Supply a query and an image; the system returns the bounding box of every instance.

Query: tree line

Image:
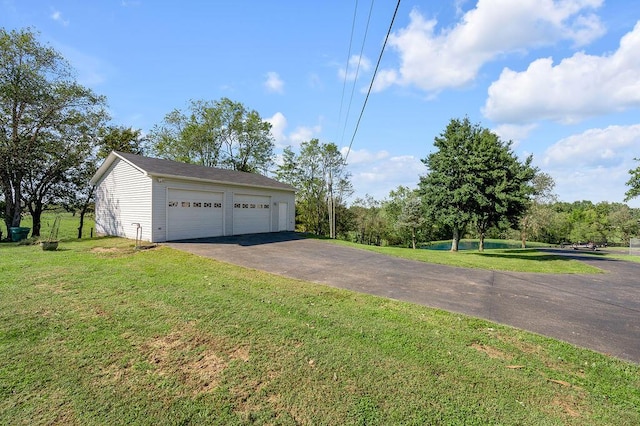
[340,192,640,249]
[3,27,640,247]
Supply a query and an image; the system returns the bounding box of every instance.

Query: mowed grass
[11,212,95,241]
[329,239,603,273]
[1,238,638,425]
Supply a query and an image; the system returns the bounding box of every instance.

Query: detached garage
[90,151,296,242]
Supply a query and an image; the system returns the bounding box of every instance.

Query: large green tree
[149,98,274,173]
[0,28,107,237]
[22,108,106,236]
[467,129,536,251]
[419,117,536,251]
[418,117,477,251]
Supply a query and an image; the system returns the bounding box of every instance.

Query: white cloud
[543,124,640,167]
[341,147,390,165]
[289,125,321,146]
[265,111,322,148]
[492,123,537,145]
[371,69,398,93]
[50,10,69,26]
[344,149,427,201]
[374,1,604,93]
[266,112,287,147]
[338,55,372,82]
[548,164,637,206]
[264,71,284,94]
[484,22,640,123]
[541,124,640,205]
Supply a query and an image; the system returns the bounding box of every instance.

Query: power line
[339,0,376,149]
[336,0,359,137]
[344,0,401,163]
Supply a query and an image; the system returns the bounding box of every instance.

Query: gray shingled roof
[110,151,295,192]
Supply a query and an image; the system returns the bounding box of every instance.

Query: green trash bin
[10,227,31,242]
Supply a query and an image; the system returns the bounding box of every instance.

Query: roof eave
[149,172,296,192]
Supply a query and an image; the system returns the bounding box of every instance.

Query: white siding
[94,159,152,241]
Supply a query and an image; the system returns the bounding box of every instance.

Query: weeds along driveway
[165,233,640,364]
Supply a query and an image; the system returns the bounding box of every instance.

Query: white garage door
[167,189,224,240]
[233,194,271,235]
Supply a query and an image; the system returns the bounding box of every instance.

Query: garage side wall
[94,159,153,241]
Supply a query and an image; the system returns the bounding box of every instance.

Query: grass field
[1,237,638,425]
[6,212,95,241]
[329,239,604,274]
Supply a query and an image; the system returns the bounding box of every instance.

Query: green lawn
[329,239,604,274]
[1,238,638,425]
[6,211,95,241]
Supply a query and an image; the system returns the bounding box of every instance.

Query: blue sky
[3,0,640,207]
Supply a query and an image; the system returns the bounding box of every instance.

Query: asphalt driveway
[165,232,640,364]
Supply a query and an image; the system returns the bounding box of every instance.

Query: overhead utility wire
[339,0,376,149]
[344,0,401,162]
[337,0,359,132]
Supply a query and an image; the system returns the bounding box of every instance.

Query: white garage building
[90,151,296,242]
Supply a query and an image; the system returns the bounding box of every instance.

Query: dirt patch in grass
[141,325,250,395]
[549,392,589,419]
[470,343,511,360]
[90,246,136,257]
[496,333,544,355]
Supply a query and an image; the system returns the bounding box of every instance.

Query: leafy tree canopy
[0,27,107,236]
[419,117,536,251]
[149,98,274,174]
[275,139,352,237]
[97,125,147,160]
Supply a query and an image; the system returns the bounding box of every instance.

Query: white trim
[148,172,295,193]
